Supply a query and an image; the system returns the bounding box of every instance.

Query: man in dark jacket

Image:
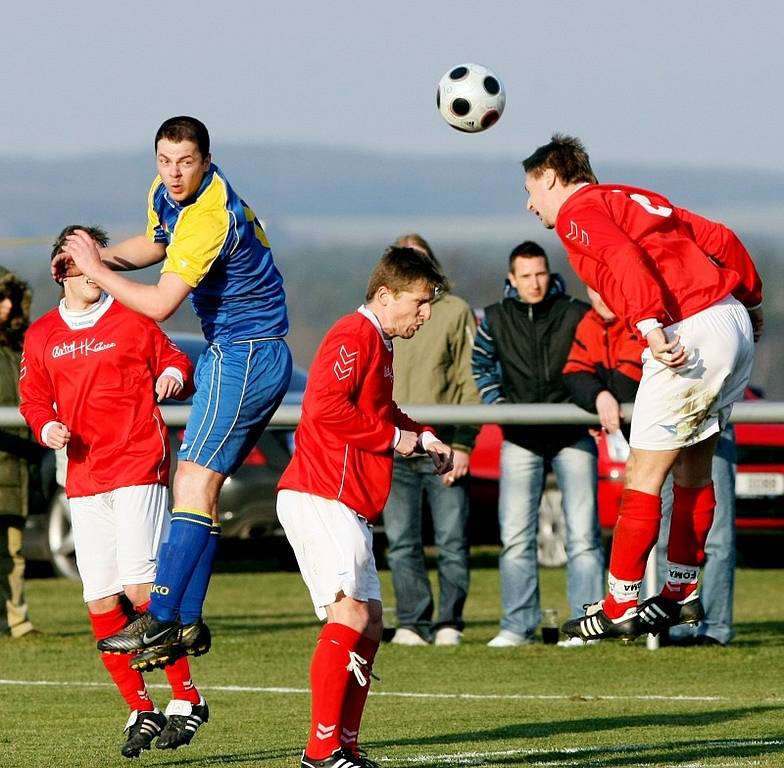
[0,266,37,638]
[472,241,604,646]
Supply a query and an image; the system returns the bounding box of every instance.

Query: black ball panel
[436,89,441,108]
[483,76,500,95]
[451,97,471,116]
[449,66,468,80]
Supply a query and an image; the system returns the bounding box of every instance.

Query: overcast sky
[2,1,782,172]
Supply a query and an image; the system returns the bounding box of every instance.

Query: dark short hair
[522,133,598,185]
[155,116,210,158]
[508,240,549,272]
[366,245,448,302]
[51,225,110,262]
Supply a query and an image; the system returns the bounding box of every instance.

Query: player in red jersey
[19,226,208,757]
[521,135,763,641]
[277,245,453,768]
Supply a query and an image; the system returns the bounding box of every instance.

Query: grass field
[2,551,783,768]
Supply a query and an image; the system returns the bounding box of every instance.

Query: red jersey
[19,297,194,498]
[555,184,763,330]
[278,307,426,522]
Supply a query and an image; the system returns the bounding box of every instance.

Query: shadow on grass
[367,706,784,766]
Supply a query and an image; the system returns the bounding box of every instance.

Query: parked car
[23,332,307,579]
[468,388,784,566]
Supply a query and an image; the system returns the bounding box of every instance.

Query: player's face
[508,255,550,305]
[384,280,434,339]
[63,273,103,310]
[524,170,559,229]
[156,138,211,203]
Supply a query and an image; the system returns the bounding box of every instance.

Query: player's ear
[543,168,557,189]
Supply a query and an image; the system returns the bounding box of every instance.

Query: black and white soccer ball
[436,63,506,133]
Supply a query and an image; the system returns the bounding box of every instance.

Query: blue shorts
[179,338,293,475]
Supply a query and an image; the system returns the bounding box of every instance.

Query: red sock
[663,483,715,600]
[306,622,363,760]
[165,656,201,705]
[89,604,153,712]
[605,489,662,617]
[340,634,379,753]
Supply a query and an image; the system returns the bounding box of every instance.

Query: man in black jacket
[472,241,604,646]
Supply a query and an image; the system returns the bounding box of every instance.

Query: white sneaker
[391,628,429,646]
[557,636,600,648]
[434,627,462,646]
[487,630,529,648]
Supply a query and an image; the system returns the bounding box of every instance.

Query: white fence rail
[3,401,784,429]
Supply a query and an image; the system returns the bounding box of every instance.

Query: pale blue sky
[2,1,783,171]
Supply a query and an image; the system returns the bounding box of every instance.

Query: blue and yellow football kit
[147,164,292,475]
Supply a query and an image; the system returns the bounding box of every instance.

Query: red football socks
[306,622,364,759]
[165,656,201,705]
[89,604,153,712]
[604,489,662,618]
[663,483,715,600]
[340,634,379,752]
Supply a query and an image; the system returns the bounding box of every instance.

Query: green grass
[2,554,783,767]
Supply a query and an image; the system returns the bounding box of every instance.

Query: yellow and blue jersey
[146,164,288,343]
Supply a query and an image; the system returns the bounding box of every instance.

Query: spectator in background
[383,234,480,647]
[472,241,604,647]
[0,266,37,639]
[564,287,738,646]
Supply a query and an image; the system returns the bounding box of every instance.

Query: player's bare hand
[45,422,71,450]
[156,374,183,402]
[748,306,764,343]
[647,328,687,368]
[442,448,469,485]
[61,229,106,282]
[427,442,454,476]
[395,430,419,457]
[596,390,622,433]
[50,251,82,283]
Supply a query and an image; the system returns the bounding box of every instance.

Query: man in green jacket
[382,234,480,646]
[0,266,37,638]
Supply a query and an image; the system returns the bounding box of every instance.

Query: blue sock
[179,524,221,624]
[150,508,213,622]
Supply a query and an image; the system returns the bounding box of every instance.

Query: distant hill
[2,143,784,241]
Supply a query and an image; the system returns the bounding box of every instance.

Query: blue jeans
[383,456,470,638]
[497,437,604,639]
[657,427,736,644]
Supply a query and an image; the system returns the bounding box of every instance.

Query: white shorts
[276,489,381,620]
[630,296,754,451]
[69,484,170,603]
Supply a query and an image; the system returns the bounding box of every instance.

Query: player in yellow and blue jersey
[57,117,292,692]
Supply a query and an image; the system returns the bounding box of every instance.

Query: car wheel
[537,486,567,568]
[47,488,79,581]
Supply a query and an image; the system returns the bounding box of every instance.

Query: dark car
[23,332,306,579]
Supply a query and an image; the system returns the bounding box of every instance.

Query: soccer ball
[436,63,506,133]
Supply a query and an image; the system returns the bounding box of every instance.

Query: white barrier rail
[3,401,784,428]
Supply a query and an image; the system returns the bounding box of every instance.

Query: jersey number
[630,193,672,218]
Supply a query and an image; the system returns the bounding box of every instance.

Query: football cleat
[637,593,705,635]
[301,747,379,768]
[156,697,209,750]
[179,618,212,657]
[121,708,167,758]
[98,612,180,654]
[561,601,643,641]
